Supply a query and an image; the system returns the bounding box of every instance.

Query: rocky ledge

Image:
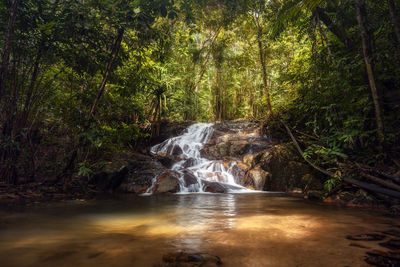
[90,120,323,196]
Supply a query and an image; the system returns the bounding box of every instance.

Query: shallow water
[0,193,398,267]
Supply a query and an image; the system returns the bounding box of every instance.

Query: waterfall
[150,123,249,193]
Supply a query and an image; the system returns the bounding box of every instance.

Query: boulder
[230,161,250,184]
[202,180,243,193]
[242,166,270,190]
[242,151,265,168]
[152,170,181,194]
[91,151,167,194]
[162,251,222,266]
[202,180,227,193]
[259,144,322,192]
[181,170,198,187]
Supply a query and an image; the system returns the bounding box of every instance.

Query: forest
[0,0,400,201]
[2,1,400,266]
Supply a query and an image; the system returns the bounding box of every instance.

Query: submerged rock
[162,251,222,266]
[380,238,400,250]
[365,250,400,267]
[346,234,386,241]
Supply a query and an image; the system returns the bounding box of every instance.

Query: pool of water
[0,193,397,266]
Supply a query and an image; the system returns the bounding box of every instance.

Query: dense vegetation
[0,0,399,196]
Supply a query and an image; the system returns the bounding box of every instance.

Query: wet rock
[182,171,198,187]
[91,151,166,194]
[259,144,321,192]
[346,234,386,241]
[230,161,250,184]
[118,155,167,194]
[152,171,181,194]
[242,166,270,190]
[365,250,400,267]
[383,230,400,238]
[390,205,400,216]
[149,120,192,146]
[305,190,325,200]
[202,181,227,193]
[157,156,176,169]
[169,145,183,157]
[182,158,199,168]
[242,151,265,168]
[202,180,243,193]
[162,251,222,266]
[380,239,400,250]
[327,189,380,207]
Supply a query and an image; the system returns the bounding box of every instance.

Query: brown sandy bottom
[0,193,398,267]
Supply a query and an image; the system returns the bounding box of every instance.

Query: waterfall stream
[150,123,249,193]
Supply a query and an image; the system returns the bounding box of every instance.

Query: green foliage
[78,161,93,178]
[1,0,399,185]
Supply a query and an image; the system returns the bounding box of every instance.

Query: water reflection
[0,194,398,267]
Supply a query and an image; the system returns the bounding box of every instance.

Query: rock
[242,151,265,168]
[242,166,270,190]
[182,171,198,187]
[305,190,325,200]
[230,161,250,184]
[259,144,322,192]
[202,180,243,193]
[182,158,199,168]
[202,181,227,193]
[152,171,181,194]
[346,234,386,241]
[162,251,222,266]
[365,250,400,267]
[149,120,192,146]
[390,205,400,216]
[169,145,183,157]
[157,155,176,169]
[91,151,166,193]
[118,153,167,194]
[380,239,400,250]
[382,230,400,238]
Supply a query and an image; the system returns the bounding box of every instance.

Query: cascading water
[149,122,249,193]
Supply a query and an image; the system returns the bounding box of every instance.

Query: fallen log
[356,162,400,184]
[360,172,400,192]
[281,120,400,199]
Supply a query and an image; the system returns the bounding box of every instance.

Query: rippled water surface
[0,193,398,266]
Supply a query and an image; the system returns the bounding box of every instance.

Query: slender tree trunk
[0,0,21,102]
[21,47,43,128]
[189,28,220,93]
[315,7,353,49]
[388,0,400,43]
[215,67,221,121]
[90,28,124,116]
[355,0,384,142]
[257,29,273,115]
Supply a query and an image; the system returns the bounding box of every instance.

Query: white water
[150,123,249,193]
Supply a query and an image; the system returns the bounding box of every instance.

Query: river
[0,193,398,266]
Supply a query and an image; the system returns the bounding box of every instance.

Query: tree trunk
[315,7,353,49]
[355,0,384,142]
[89,28,125,117]
[20,46,43,128]
[0,0,21,102]
[257,30,273,115]
[388,0,400,43]
[215,67,221,121]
